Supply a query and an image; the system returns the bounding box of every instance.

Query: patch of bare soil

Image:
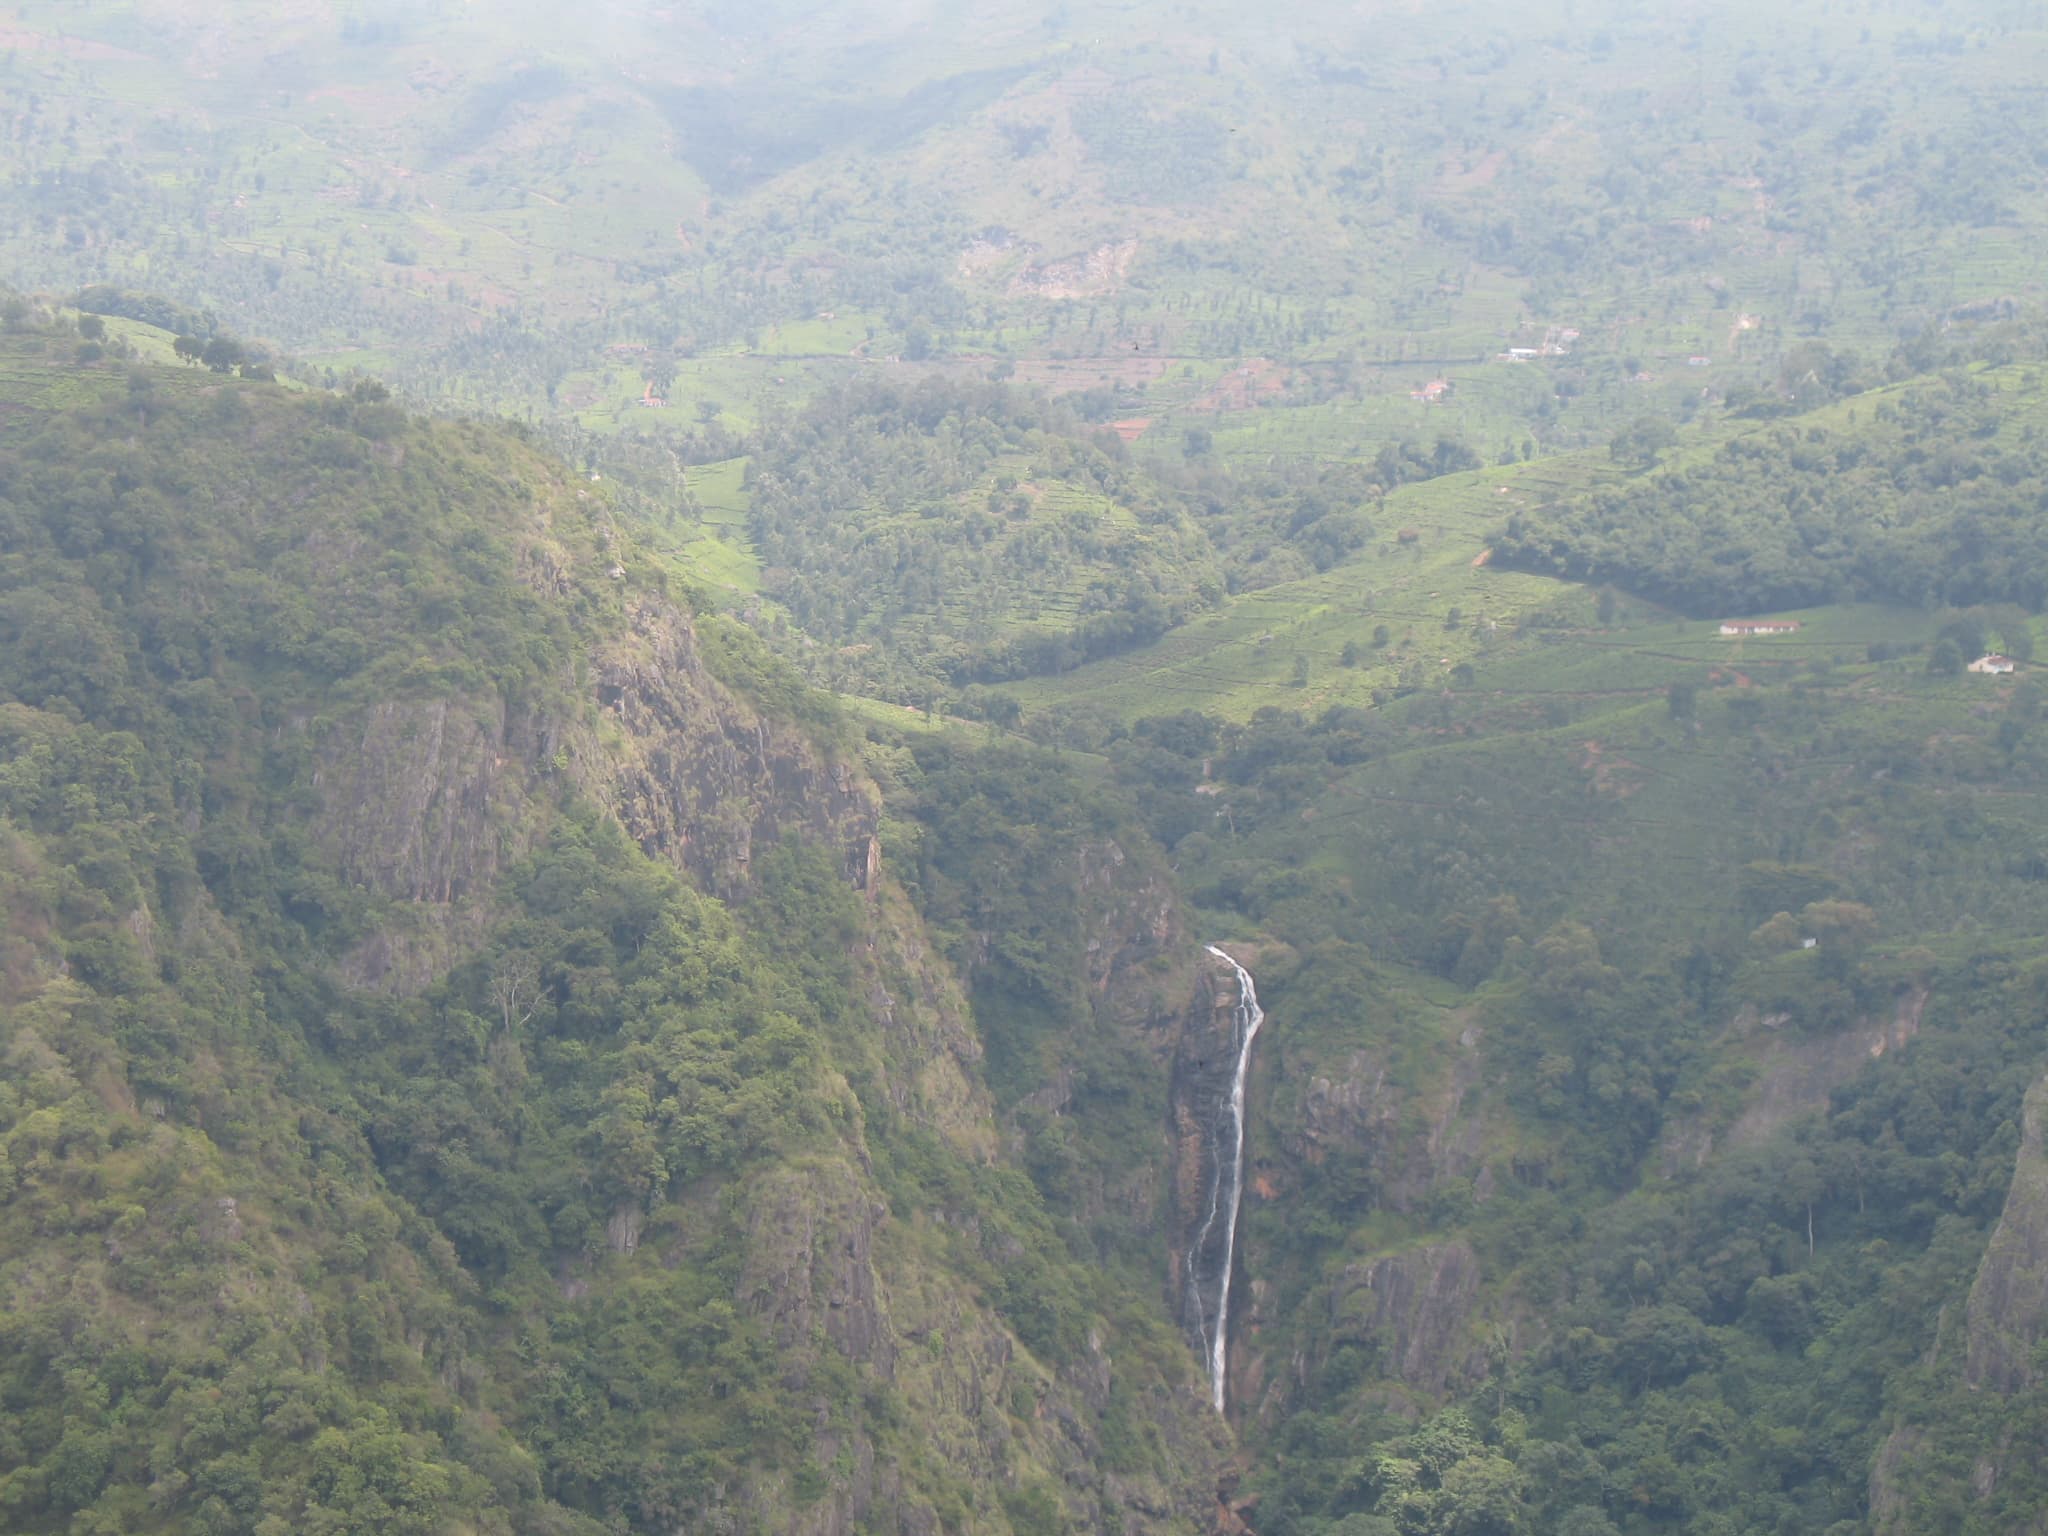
[1007,239,1138,299]
[1189,358,1290,413]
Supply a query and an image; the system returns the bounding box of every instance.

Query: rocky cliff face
[1275,1010,1490,1217]
[586,602,880,901]
[1868,1075,2048,1533]
[1166,952,1259,1357]
[1965,1075,2048,1393]
[295,570,1221,1529]
[1078,836,1183,1008]
[317,594,881,993]
[1228,997,1500,1430]
[1659,986,1931,1175]
[591,630,1237,1523]
[320,689,557,991]
[0,365,1238,1536]
[1328,1242,1487,1393]
[727,1149,1229,1536]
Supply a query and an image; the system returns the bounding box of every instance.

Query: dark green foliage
[0,332,1198,1534]
[1607,416,1676,468]
[1070,97,1235,205]
[73,285,218,340]
[1089,540,2048,1534]
[1496,371,2048,614]
[747,377,1224,699]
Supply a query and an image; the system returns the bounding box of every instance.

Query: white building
[1719,620,1801,636]
[1969,654,2017,675]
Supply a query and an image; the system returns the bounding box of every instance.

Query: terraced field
[676,456,762,594]
[1001,448,1609,719]
[1016,361,2048,724]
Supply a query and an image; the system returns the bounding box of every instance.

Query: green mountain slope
[10,2,2048,1527]
[1495,358,2048,616]
[0,320,1228,1535]
[966,333,2048,1532]
[6,0,2046,461]
[745,379,1225,700]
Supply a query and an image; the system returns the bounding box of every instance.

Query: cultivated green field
[4,0,2044,475]
[1012,361,2048,723]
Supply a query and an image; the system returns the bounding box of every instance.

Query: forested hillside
[0,315,1229,1535]
[8,2,2048,1534]
[744,380,1223,698]
[1494,350,2048,616]
[7,0,2046,482]
[1027,358,2048,1530]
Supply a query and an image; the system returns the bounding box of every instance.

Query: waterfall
[1189,944,1265,1413]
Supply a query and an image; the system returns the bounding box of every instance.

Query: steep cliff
[1658,986,1931,1175]
[1166,954,1256,1350]
[0,342,1227,1535]
[1966,1076,2048,1393]
[584,601,880,901]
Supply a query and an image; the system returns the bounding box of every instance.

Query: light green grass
[836,692,999,741]
[686,458,753,523]
[1004,356,2046,727]
[673,533,761,594]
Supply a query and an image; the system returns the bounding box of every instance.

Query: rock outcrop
[1867,1422,1927,1536]
[321,594,880,992]
[1166,952,1259,1352]
[727,1152,1228,1536]
[1327,1241,1488,1396]
[1008,239,1139,299]
[1279,1016,1489,1216]
[740,1159,896,1376]
[587,601,879,900]
[1965,1075,2048,1392]
[1660,986,1931,1174]
[1865,1076,2048,1532]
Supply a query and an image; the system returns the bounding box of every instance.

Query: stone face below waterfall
[1167,950,1264,1407]
[1327,1241,1488,1396]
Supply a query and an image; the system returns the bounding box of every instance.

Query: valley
[1,2,2048,1534]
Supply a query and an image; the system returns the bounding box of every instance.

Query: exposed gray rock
[321,694,514,906]
[588,601,879,902]
[322,596,882,994]
[1660,986,1930,1174]
[1329,1241,1486,1394]
[1867,1422,1925,1536]
[738,1160,896,1377]
[1965,1075,2048,1393]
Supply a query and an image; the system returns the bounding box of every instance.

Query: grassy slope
[676,456,762,593]
[1014,356,2048,1531]
[1008,361,2048,723]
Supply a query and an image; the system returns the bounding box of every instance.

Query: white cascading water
[1190,944,1265,1413]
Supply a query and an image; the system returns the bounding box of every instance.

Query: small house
[1719,619,1802,636]
[1969,654,2017,675]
